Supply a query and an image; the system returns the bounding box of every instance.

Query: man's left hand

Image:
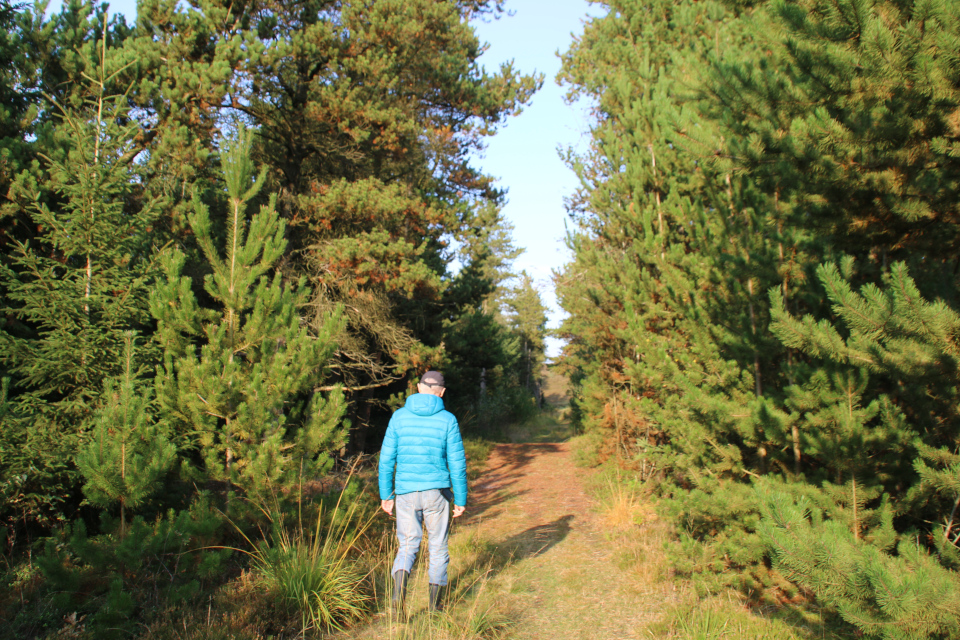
[453,505,465,518]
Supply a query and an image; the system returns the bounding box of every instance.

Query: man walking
[379,370,467,613]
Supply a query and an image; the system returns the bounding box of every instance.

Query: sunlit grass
[648,595,843,640]
[377,567,511,640]
[244,466,378,634]
[333,515,517,640]
[506,411,573,443]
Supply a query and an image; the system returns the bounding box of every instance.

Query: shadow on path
[500,514,574,558]
[447,514,575,603]
[466,443,562,521]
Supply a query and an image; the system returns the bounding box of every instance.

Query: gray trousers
[392,489,452,585]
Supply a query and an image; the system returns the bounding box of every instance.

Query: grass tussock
[250,512,372,632]
[587,465,657,531]
[596,476,650,533]
[243,463,384,635]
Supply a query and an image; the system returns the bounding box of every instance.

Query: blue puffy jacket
[378,393,468,507]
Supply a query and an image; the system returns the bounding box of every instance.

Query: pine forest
[1,0,960,638]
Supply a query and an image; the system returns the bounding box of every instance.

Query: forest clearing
[3,0,960,637]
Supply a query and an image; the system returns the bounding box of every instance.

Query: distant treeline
[558,0,960,635]
[0,0,547,537]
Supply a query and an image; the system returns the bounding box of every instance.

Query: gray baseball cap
[420,371,445,387]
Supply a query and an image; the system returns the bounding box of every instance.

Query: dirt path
[338,369,811,640]
[461,439,668,639]
[342,371,674,639]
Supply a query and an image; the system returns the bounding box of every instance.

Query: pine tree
[0,0,33,225]
[772,259,960,527]
[150,126,346,508]
[707,0,960,287]
[759,487,960,639]
[501,271,547,401]
[559,0,960,625]
[911,443,960,568]
[76,332,175,535]
[556,0,788,475]
[119,0,252,233]
[267,0,540,409]
[442,203,523,392]
[1,0,133,226]
[116,0,539,451]
[0,28,158,526]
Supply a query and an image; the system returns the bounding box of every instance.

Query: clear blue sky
[473,1,601,357]
[48,0,601,357]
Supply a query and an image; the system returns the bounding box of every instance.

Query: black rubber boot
[428,583,443,612]
[392,570,409,612]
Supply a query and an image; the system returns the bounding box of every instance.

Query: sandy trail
[462,441,667,640]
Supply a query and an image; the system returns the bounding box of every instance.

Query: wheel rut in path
[462,441,666,640]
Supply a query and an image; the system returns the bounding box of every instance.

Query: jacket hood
[405,393,445,416]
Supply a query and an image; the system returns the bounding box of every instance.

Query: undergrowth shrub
[659,476,771,597]
[759,486,960,640]
[28,493,229,638]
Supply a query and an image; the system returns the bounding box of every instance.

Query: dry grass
[577,461,850,640]
[648,592,827,640]
[582,468,680,611]
[596,477,652,532]
[329,525,516,640]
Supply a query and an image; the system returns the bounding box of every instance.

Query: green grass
[659,604,803,639]
[504,410,573,443]
[464,438,495,482]
[247,465,380,634]
[647,597,856,640]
